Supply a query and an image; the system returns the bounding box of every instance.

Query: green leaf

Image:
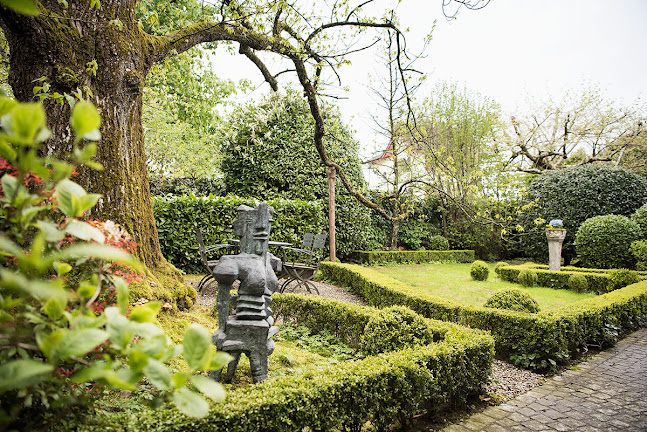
[208,351,234,371]
[10,102,47,143]
[129,301,161,323]
[57,328,109,360]
[43,297,64,320]
[1,175,18,199]
[66,219,105,243]
[143,358,172,391]
[182,324,212,371]
[114,277,129,314]
[52,243,141,270]
[0,97,17,116]
[55,179,87,217]
[36,330,63,361]
[0,270,68,305]
[190,375,226,402]
[52,261,72,276]
[38,221,65,243]
[105,307,134,351]
[131,334,167,359]
[0,138,17,161]
[70,101,101,141]
[0,359,54,394]
[172,388,209,418]
[0,0,40,15]
[77,282,96,299]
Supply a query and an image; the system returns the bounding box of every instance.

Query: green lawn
[372,262,596,311]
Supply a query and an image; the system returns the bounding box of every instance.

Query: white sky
[214,0,647,157]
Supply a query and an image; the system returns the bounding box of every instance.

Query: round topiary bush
[470,260,489,281]
[483,288,540,313]
[631,240,647,271]
[607,268,640,292]
[428,235,450,251]
[575,215,642,269]
[567,273,588,293]
[494,261,508,275]
[360,306,433,356]
[631,204,647,239]
[517,268,538,287]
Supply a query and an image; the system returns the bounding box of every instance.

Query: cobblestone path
[443,328,647,432]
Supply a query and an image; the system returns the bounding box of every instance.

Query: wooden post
[327,166,336,262]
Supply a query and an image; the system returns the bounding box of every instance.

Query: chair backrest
[301,233,315,249]
[195,226,209,267]
[308,233,327,266]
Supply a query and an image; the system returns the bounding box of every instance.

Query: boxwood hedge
[496,263,647,293]
[118,294,493,432]
[320,262,647,371]
[152,194,325,273]
[351,249,474,265]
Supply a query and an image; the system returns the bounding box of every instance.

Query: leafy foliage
[351,250,474,265]
[575,214,642,269]
[360,306,434,356]
[567,273,589,293]
[608,269,641,292]
[0,99,230,427]
[517,269,538,287]
[519,165,647,263]
[428,235,450,251]
[484,288,540,313]
[470,260,489,281]
[631,240,647,271]
[219,90,373,257]
[631,204,647,239]
[149,175,226,197]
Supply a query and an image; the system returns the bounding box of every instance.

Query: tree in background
[364,25,430,249]
[506,84,646,174]
[220,90,373,257]
[519,164,647,264]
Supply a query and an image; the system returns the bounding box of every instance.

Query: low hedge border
[497,263,647,293]
[128,294,494,432]
[351,249,474,265]
[320,262,647,371]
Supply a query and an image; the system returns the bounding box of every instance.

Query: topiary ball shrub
[428,235,450,251]
[484,288,541,314]
[360,306,433,356]
[494,261,508,275]
[631,204,647,239]
[567,273,588,293]
[470,260,489,281]
[607,269,641,292]
[575,215,642,269]
[517,269,538,287]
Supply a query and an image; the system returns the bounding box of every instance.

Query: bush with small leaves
[631,240,647,271]
[631,204,647,239]
[517,269,538,287]
[575,214,642,269]
[428,235,450,251]
[470,260,489,281]
[484,288,541,314]
[494,261,508,275]
[608,269,641,292]
[360,306,433,356]
[567,273,589,293]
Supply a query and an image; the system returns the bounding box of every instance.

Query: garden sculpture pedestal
[210,203,281,383]
[546,228,567,271]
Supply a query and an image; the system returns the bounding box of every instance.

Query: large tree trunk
[1,1,164,268]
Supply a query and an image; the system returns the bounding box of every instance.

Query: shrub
[470,260,489,281]
[351,250,474,265]
[631,240,647,271]
[519,165,647,263]
[360,306,434,355]
[484,288,541,313]
[428,235,450,250]
[631,204,647,239]
[494,261,508,275]
[575,215,642,269]
[517,269,538,287]
[608,269,641,291]
[568,273,589,293]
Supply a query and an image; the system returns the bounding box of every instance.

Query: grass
[372,262,596,311]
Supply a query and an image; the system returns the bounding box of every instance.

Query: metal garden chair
[279,233,327,295]
[195,226,235,293]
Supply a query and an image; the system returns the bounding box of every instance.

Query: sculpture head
[234,203,274,255]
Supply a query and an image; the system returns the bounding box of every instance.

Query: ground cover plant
[371,262,595,310]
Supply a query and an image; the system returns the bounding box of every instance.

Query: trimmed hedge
[152,194,325,273]
[320,262,647,371]
[351,249,474,265]
[125,294,493,432]
[497,263,647,293]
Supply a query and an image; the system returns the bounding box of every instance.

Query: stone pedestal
[546,229,567,271]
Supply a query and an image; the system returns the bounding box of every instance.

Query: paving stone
[440,329,647,432]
